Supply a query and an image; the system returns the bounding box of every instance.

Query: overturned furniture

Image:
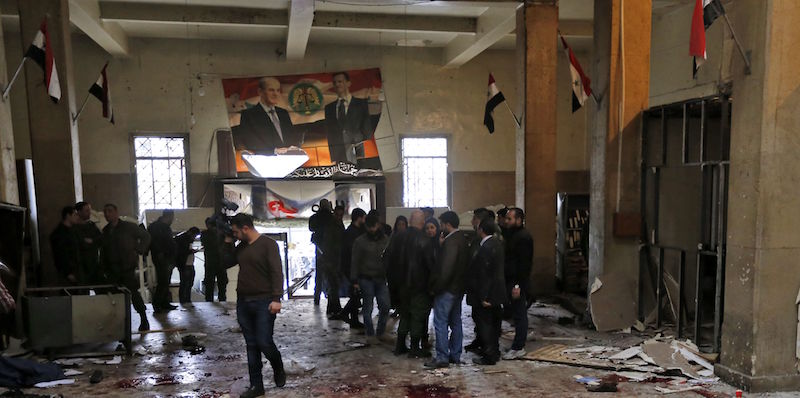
[22,285,132,356]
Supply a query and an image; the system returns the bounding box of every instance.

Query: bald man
[233,77,300,155]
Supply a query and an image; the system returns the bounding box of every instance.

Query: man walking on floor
[101,204,152,331]
[227,213,286,397]
[424,211,469,369]
[350,215,390,340]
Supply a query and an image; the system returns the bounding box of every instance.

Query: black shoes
[472,357,497,366]
[464,342,482,353]
[274,367,286,388]
[240,386,265,398]
[423,360,449,369]
[138,318,150,332]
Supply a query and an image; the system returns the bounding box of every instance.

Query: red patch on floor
[331,383,363,394]
[405,384,458,398]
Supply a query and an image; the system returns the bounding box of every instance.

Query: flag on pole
[560,35,593,112]
[690,0,725,77]
[89,63,114,123]
[483,74,506,134]
[24,19,61,103]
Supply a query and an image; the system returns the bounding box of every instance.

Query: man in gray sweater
[351,215,390,339]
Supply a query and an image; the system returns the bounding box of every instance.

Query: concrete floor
[1,299,793,397]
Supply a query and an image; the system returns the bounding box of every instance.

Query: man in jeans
[350,215,389,339]
[424,211,469,369]
[227,214,286,397]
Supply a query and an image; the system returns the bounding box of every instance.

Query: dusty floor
[0,298,793,397]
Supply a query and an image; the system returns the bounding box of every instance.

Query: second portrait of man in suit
[324,72,373,164]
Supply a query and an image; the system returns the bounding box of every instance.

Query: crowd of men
[48,203,229,332]
[308,202,534,369]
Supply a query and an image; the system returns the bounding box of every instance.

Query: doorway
[639,95,731,353]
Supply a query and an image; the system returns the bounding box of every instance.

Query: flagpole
[72,92,92,123]
[721,13,751,75]
[503,101,521,128]
[1,57,27,101]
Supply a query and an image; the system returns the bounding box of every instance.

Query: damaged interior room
[0,0,798,396]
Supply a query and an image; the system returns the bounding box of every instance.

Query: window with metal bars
[133,135,188,214]
[402,137,448,208]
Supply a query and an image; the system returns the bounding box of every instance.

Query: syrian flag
[24,19,61,103]
[560,35,593,112]
[690,0,725,77]
[483,74,506,134]
[89,63,114,123]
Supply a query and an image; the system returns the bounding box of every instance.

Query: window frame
[400,135,450,208]
[129,132,191,217]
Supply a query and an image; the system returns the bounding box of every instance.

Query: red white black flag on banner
[24,19,61,103]
[483,74,506,134]
[690,0,724,77]
[89,63,114,124]
[560,35,592,112]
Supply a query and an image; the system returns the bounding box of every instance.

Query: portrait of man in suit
[233,77,300,155]
[324,72,373,164]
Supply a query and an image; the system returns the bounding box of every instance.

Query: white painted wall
[649,2,738,106]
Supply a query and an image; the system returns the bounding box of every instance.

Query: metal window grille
[402,137,448,208]
[133,136,188,212]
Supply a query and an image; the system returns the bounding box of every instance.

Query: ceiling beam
[286,0,314,61]
[100,2,477,34]
[100,2,287,27]
[313,12,475,34]
[69,0,129,57]
[443,7,516,67]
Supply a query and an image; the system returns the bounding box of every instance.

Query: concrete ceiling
[0,0,602,66]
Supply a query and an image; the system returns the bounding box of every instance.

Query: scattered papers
[608,346,642,361]
[63,369,84,376]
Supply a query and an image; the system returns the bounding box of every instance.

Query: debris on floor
[181,335,206,355]
[88,356,122,365]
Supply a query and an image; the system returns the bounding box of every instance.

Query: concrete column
[18,0,82,284]
[587,0,651,306]
[716,0,800,392]
[523,1,558,294]
[0,14,19,205]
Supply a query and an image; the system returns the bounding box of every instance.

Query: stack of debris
[526,335,719,394]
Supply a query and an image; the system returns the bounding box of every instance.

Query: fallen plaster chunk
[654,386,702,394]
[562,346,614,354]
[609,346,642,361]
[34,379,75,388]
[613,371,655,382]
[90,355,122,365]
[54,358,84,366]
[642,342,702,379]
[590,277,603,294]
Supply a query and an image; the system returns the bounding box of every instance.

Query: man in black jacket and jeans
[467,218,506,366]
[424,211,469,369]
[501,208,534,360]
[333,208,366,328]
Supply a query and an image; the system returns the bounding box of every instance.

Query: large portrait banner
[222,68,384,178]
